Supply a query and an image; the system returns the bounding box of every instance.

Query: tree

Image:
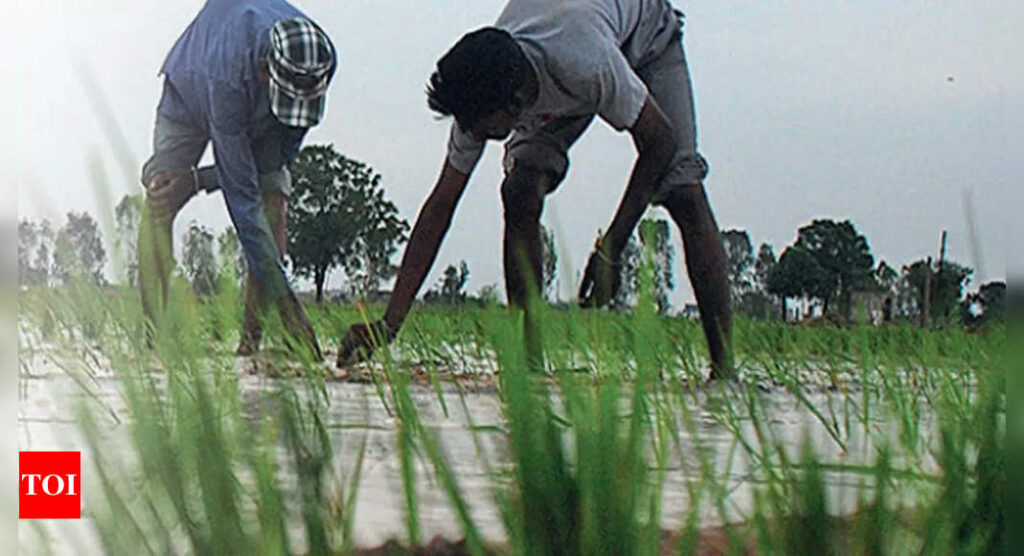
[288,145,410,303]
[18,219,56,287]
[425,260,470,305]
[767,246,831,320]
[721,229,754,303]
[541,225,558,301]
[961,281,1005,327]
[476,283,501,306]
[17,220,34,286]
[217,226,247,290]
[53,212,106,286]
[114,194,144,287]
[753,243,776,292]
[36,221,56,287]
[181,222,218,296]
[608,221,675,312]
[794,219,875,318]
[873,260,898,293]
[639,219,675,315]
[443,260,470,303]
[613,235,642,310]
[735,242,780,319]
[903,258,973,327]
[343,186,411,298]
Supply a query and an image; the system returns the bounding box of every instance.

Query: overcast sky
[10,0,1021,307]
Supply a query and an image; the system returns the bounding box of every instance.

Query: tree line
[722,220,1004,328]
[19,143,680,311]
[18,144,1003,328]
[19,145,410,304]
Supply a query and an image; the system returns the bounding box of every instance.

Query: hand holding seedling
[144,169,198,224]
[337,320,396,367]
[578,243,621,309]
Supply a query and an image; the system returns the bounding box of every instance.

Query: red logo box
[19,452,81,519]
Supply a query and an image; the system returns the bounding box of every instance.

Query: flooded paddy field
[17,287,1004,554]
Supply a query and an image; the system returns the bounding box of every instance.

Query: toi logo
[19,452,81,519]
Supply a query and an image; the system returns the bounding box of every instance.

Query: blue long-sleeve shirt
[159,0,335,190]
[154,0,334,298]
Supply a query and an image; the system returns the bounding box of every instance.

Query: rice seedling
[17,250,1004,554]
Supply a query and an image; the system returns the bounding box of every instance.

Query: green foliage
[287,144,410,302]
[476,283,501,306]
[483,280,666,555]
[18,219,56,287]
[873,260,898,292]
[736,289,779,320]
[215,226,246,290]
[754,242,777,289]
[613,219,674,313]
[794,219,875,318]
[424,260,470,305]
[53,211,107,286]
[728,233,782,320]
[767,245,831,310]
[181,221,218,297]
[722,228,754,302]
[19,276,1004,555]
[903,258,973,326]
[614,234,642,309]
[23,281,363,555]
[114,194,144,287]
[961,281,1005,327]
[639,219,674,315]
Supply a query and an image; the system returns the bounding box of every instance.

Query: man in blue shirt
[139,0,336,359]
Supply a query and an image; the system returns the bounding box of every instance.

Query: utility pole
[923,231,947,328]
[938,230,948,273]
[922,256,932,327]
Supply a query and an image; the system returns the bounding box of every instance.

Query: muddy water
[18,356,929,553]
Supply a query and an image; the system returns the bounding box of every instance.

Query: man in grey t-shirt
[341,0,733,378]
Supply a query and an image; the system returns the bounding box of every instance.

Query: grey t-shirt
[446,0,682,174]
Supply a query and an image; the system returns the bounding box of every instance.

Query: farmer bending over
[341,0,733,377]
[139,0,335,359]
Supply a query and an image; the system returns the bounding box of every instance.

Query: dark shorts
[502,31,708,205]
[141,111,293,197]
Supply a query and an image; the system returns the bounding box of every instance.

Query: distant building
[783,298,823,322]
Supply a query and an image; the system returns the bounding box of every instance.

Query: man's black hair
[426,27,530,129]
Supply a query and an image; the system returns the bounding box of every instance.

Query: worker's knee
[262,191,287,227]
[500,163,554,226]
[660,181,710,215]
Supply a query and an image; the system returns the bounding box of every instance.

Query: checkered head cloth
[268,18,334,127]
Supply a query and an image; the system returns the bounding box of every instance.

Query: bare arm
[337,159,470,365]
[602,95,677,255]
[383,161,470,330]
[579,95,677,306]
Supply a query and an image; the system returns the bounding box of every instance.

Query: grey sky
[11,0,1021,306]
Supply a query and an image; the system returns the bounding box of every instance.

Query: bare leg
[277,289,322,360]
[236,272,264,355]
[501,166,553,372]
[501,166,549,308]
[662,184,734,379]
